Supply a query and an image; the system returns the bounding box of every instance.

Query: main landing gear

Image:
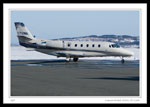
[66,57,79,62]
[73,58,78,62]
[66,57,71,62]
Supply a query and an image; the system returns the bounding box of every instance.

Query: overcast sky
[11,10,139,44]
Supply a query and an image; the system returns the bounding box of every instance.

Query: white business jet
[14,22,134,63]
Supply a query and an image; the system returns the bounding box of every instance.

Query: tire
[73,58,78,62]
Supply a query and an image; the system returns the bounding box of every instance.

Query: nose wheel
[121,57,125,64]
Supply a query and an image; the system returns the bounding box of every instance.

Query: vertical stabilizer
[14,22,36,47]
[14,22,34,39]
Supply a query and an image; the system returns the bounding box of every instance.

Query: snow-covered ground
[11,46,139,60]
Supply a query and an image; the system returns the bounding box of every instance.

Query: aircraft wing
[56,51,86,57]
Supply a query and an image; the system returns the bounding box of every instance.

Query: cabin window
[92,44,95,47]
[86,44,89,47]
[98,44,101,48]
[112,44,115,48]
[81,44,83,47]
[75,44,77,47]
[68,44,71,47]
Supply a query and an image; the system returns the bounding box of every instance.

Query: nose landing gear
[121,57,125,64]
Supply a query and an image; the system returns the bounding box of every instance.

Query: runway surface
[11,59,139,96]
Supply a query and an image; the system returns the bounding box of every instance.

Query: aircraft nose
[129,51,134,56]
[125,50,134,56]
[120,48,134,57]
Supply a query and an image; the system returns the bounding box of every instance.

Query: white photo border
[3,3,147,104]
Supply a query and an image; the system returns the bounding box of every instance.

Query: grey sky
[11,10,139,44]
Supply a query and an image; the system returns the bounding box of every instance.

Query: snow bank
[11,46,139,60]
[11,46,60,60]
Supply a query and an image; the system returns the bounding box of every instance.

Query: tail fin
[14,22,36,47]
[14,22,35,40]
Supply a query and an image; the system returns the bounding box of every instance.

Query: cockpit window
[109,44,120,48]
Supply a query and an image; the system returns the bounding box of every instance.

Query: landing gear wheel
[73,58,78,62]
[66,57,71,62]
[121,58,125,64]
